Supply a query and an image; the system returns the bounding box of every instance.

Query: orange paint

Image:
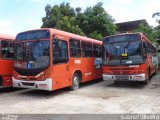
[13,28,102,91]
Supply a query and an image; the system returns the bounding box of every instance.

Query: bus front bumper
[12,77,53,91]
[102,74,146,81]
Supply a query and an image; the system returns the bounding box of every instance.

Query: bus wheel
[70,73,80,90]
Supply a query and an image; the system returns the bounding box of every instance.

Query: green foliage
[42,2,116,40]
[152,12,160,45]
[42,3,84,36]
[134,23,157,45]
[154,25,160,34]
[152,12,160,24]
[76,2,116,40]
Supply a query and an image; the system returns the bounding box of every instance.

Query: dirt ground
[0,73,160,114]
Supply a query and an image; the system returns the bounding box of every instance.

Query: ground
[0,73,160,114]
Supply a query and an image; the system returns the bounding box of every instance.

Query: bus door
[52,37,70,90]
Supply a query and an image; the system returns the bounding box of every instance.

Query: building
[116,19,149,33]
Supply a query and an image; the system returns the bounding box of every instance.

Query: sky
[0,0,159,36]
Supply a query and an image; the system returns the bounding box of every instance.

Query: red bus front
[12,29,52,90]
[102,33,158,84]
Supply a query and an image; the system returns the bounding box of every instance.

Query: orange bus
[0,34,15,87]
[102,33,158,84]
[13,28,102,91]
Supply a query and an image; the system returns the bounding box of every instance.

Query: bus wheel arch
[70,70,82,90]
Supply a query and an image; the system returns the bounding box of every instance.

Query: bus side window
[82,42,92,57]
[69,38,81,57]
[53,39,68,64]
[143,42,147,56]
[93,44,101,57]
[145,42,151,54]
[1,40,14,59]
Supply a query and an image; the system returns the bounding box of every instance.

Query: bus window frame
[93,43,102,57]
[69,38,81,58]
[81,41,93,58]
[141,40,147,58]
[1,40,14,60]
[52,38,69,65]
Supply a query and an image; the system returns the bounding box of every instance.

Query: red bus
[13,28,102,91]
[102,33,158,84]
[0,34,15,87]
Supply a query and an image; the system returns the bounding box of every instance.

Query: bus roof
[17,28,102,44]
[0,34,15,40]
[104,32,141,38]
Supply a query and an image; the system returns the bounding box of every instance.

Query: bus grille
[22,82,35,86]
[15,70,40,76]
[109,68,133,75]
[109,68,133,70]
[14,67,48,76]
[112,71,130,75]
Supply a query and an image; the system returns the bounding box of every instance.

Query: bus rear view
[102,33,158,84]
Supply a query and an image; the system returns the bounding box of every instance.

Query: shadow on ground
[105,74,156,90]
[0,87,25,94]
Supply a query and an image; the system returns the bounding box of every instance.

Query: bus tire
[70,73,80,90]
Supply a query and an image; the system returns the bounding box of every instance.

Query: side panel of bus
[143,37,158,76]
[69,58,102,83]
[0,60,13,86]
[51,36,71,90]
[51,35,102,90]
[0,40,14,87]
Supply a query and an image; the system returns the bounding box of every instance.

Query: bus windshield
[14,40,49,69]
[16,30,50,40]
[103,36,144,66]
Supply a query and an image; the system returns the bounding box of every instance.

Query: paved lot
[0,74,160,114]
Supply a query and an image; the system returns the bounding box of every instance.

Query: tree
[76,2,116,39]
[42,2,85,36]
[134,23,157,45]
[41,2,116,40]
[152,12,160,24]
[152,12,160,45]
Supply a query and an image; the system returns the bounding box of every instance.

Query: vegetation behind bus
[134,23,158,45]
[41,2,116,40]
